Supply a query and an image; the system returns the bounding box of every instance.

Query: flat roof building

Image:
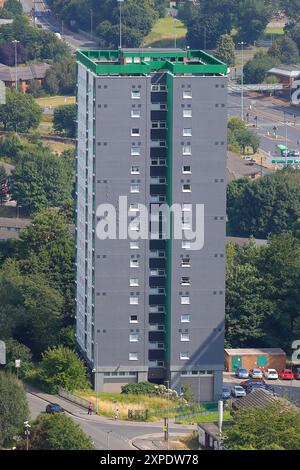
[76,48,227,401]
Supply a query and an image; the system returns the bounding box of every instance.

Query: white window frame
[129,203,140,213]
[180,352,189,360]
[181,333,190,342]
[129,352,138,361]
[182,145,192,156]
[131,166,140,175]
[183,90,192,99]
[131,128,140,137]
[131,90,141,99]
[130,278,139,286]
[130,260,139,268]
[130,184,140,193]
[182,240,191,249]
[183,128,192,137]
[181,296,190,305]
[129,333,139,342]
[181,259,191,268]
[131,146,141,156]
[129,315,138,323]
[181,277,191,286]
[131,109,141,118]
[130,296,139,305]
[182,165,191,174]
[183,109,192,118]
[130,241,139,250]
[182,184,191,193]
[181,314,190,323]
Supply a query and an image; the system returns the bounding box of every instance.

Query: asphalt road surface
[20,0,98,51]
[228,91,300,158]
[27,392,193,450]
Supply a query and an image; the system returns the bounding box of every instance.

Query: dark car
[46,403,64,414]
[245,383,275,394]
[222,386,231,400]
[240,378,265,389]
[292,365,300,380]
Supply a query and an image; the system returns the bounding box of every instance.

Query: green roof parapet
[77,48,227,76]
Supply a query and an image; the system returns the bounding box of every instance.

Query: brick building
[224,348,286,372]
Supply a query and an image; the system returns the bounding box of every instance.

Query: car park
[292,365,300,380]
[235,368,249,379]
[279,369,294,380]
[46,403,64,414]
[249,368,263,379]
[263,369,278,380]
[222,386,231,400]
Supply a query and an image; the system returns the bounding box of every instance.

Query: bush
[19,413,95,450]
[4,339,33,379]
[38,346,89,393]
[121,381,157,395]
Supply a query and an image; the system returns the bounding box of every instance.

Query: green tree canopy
[43,58,76,95]
[224,402,300,450]
[0,371,29,448]
[244,51,279,84]
[21,413,95,450]
[214,34,236,66]
[53,104,77,138]
[0,89,41,132]
[268,36,299,64]
[38,346,89,393]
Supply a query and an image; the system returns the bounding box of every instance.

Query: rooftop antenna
[117,0,124,49]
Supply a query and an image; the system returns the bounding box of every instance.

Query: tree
[0,371,29,448]
[244,51,279,84]
[4,339,33,379]
[38,346,89,393]
[0,89,41,132]
[269,36,299,64]
[43,58,76,95]
[224,402,300,450]
[228,116,260,154]
[53,104,77,138]
[186,13,223,49]
[11,149,73,214]
[0,164,7,204]
[226,169,300,238]
[235,0,273,44]
[0,42,25,66]
[21,414,95,450]
[283,0,300,23]
[214,34,235,66]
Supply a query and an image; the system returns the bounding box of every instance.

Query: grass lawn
[35,96,76,108]
[76,390,198,421]
[144,16,187,48]
[265,26,284,36]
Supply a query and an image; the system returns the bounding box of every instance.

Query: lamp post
[24,421,31,451]
[117,0,124,49]
[238,41,246,120]
[106,430,112,450]
[12,40,20,91]
[92,342,99,414]
[164,380,170,450]
[90,9,93,40]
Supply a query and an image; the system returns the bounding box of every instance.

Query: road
[224,373,300,405]
[27,392,194,450]
[20,0,98,51]
[228,90,300,158]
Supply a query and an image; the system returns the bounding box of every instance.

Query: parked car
[263,369,278,380]
[292,365,300,380]
[222,386,231,400]
[231,385,247,398]
[46,403,64,414]
[279,369,294,380]
[249,368,263,379]
[240,378,265,389]
[235,368,249,379]
[245,383,275,394]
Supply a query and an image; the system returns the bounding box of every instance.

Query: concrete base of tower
[170,366,223,402]
[93,368,149,393]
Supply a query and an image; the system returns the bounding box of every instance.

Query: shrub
[121,381,157,395]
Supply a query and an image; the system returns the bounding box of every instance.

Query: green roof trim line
[77,49,227,76]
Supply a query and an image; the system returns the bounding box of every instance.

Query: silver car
[249,368,263,379]
[231,385,247,398]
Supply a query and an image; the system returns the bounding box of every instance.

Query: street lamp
[90,9,93,40]
[164,380,170,450]
[106,430,112,450]
[117,0,124,49]
[92,342,99,414]
[24,421,31,451]
[12,40,20,91]
[238,41,246,120]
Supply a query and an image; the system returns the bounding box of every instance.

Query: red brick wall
[225,354,286,372]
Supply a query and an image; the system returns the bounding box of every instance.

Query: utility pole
[117,0,124,49]
[238,41,246,120]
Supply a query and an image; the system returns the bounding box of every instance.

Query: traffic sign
[15,359,21,368]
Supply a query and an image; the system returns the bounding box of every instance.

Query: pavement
[25,384,195,451]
